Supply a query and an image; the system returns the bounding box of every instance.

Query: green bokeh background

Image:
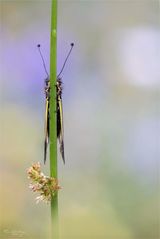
[0,1,159,238]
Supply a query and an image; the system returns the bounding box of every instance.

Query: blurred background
[0,0,159,238]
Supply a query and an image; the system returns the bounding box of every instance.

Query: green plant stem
[50,0,58,238]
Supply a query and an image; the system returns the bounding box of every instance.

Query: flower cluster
[27,162,61,203]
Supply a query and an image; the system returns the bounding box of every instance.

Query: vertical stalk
[50,0,58,238]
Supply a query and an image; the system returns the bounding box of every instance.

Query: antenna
[57,43,74,78]
[37,44,49,78]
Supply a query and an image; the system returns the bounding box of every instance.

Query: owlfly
[37,43,74,164]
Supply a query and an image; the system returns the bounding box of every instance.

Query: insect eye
[45,77,49,82]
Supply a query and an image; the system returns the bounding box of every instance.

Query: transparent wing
[57,95,65,164]
[44,99,49,164]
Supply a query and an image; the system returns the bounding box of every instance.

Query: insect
[37,43,74,164]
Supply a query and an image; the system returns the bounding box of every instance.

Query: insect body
[37,43,74,164]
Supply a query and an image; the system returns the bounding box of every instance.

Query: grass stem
[50,0,58,238]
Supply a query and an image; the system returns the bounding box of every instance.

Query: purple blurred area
[0,1,159,239]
